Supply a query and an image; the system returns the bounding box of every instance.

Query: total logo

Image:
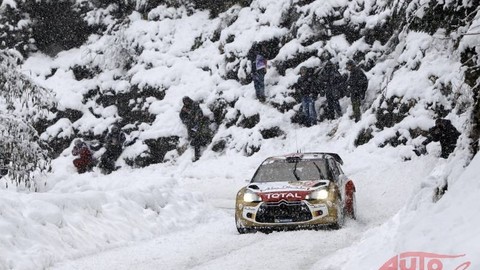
[260,191,307,201]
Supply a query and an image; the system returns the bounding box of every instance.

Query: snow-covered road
[49,140,437,270]
[51,213,362,270]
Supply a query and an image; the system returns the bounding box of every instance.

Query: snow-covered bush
[0,0,92,56]
[191,0,252,18]
[0,5,34,56]
[0,50,55,188]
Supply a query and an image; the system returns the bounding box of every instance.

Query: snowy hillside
[0,0,479,269]
[15,0,479,167]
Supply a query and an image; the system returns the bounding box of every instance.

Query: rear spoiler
[303,152,344,165]
[266,152,344,165]
[323,153,343,165]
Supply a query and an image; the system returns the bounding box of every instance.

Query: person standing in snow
[179,96,212,162]
[72,138,95,174]
[318,60,344,120]
[0,153,10,178]
[421,118,460,159]
[99,124,126,174]
[248,43,267,102]
[346,60,368,122]
[294,66,317,127]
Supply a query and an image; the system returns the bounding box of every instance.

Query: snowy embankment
[0,151,214,270]
[320,152,480,269]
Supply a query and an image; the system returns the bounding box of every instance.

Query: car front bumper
[236,199,340,229]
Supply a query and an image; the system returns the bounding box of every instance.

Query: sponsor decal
[290,181,323,187]
[259,181,328,191]
[379,252,471,270]
[259,191,309,202]
[261,185,301,191]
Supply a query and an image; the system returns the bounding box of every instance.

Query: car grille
[255,201,312,223]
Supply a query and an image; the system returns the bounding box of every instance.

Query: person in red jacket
[72,139,94,173]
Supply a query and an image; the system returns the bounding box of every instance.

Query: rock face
[1,0,478,167]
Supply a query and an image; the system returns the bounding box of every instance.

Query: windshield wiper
[292,161,300,181]
[312,162,324,179]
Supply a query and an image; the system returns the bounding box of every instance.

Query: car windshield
[251,159,330,183]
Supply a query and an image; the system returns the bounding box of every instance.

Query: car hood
[247,180,330,202]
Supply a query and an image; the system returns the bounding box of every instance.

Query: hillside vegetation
[0,0,478,181]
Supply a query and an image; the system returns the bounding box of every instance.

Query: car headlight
[243,190,262,202]
[306,189,329,200]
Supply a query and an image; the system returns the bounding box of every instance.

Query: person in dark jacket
[0,153,10,178]
[180,96,212,161]
[421,118,460,159]
[294,66,317,127]
[99,125,126,174]
[319,60,344,120]
[247,43,267,102]
[346,60,368,122]
[72,138,94,174]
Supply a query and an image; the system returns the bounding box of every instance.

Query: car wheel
[345,192,357,220]
[330,200,345,230]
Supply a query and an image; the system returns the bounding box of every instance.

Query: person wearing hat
[346,60,368,122]
[179,96,212,161]
[72,138,94,174]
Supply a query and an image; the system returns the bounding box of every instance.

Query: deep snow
[0,0,479,269]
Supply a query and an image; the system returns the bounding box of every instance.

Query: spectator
[0,153,10,178]
[72,138,94,174]
[421,118,460,159]
[99,124,126,174]
[248,43,267,102]
[180,96,212,161]
[319,60,344,120]
[294,66,317,127]
[346,60,368,122]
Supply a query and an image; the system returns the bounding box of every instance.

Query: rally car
[235,152,356,233]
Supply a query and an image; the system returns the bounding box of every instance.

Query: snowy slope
[319,152,480,269]
[0,0,478,269]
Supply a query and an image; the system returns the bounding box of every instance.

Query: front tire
[330,200,345,230]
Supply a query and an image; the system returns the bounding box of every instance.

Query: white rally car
[235,152,356,233]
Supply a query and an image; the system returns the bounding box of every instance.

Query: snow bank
[318,151,480,269]
[0,155,213,270]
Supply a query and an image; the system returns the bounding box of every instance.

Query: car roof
[262,152,343,165]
